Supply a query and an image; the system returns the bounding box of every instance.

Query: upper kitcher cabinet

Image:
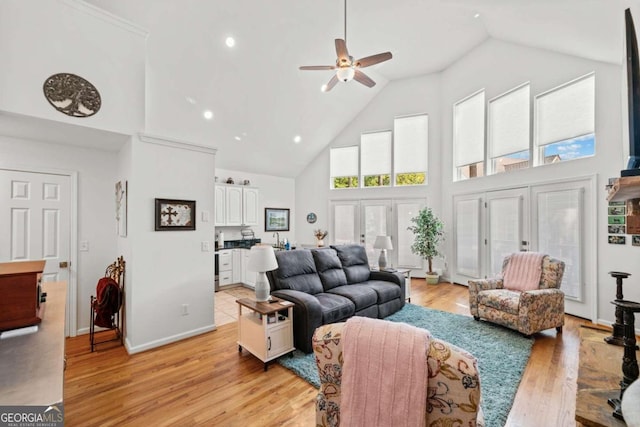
[0,1,147,135]
[215,184,259,227]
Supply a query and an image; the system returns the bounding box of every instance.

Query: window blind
[361,131,392,176]
[454,90,485,167]
[330,146,359,177]
[394,115,428,173]
[536,74,595,147]
[489,84,530,158]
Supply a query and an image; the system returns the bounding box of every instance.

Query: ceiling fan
[299,0,392,91]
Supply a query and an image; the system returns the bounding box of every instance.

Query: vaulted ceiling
[81,0,628,177]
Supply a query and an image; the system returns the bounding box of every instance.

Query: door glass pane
[537,189,581,299]
[334,204,357,244]
[396,202,424,268]
[489,198,521,276]
[456,198,480,277]
[363,204,388,266]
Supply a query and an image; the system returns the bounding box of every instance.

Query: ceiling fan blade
[354,69,376,88]
[324,75,339,92]
[335,39,350,64]
[355,52,392,68]
[299,65,336,71]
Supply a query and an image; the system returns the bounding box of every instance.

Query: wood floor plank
[64,281,596,426]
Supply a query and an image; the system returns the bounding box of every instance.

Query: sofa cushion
[312,249,348,290]
[327,284,378,311]
[331,245,371,284]
[316,293,355,323]
[272,250,324,294]
[360,280,402,303]
[477,289,521,316]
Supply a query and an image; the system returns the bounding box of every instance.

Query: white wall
[440,38,630,325]
[0,134,118,333]
[0,0,146,135]
[125,135,216,353]
[295,73,442,247]
[215,168,295,246]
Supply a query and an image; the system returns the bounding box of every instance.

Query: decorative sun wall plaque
[43,73,101,117]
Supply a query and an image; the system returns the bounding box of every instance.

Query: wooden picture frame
[265,208,290,231]
[155,198,196,231]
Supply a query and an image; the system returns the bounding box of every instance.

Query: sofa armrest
[428,338,483,426]
[468,278,503,317]
[271,289,324,353]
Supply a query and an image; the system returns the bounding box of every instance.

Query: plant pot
[316,239,325,248]
[425,273,439,285]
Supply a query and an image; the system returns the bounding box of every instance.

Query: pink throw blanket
[502,252,546,291]
[340,317,431,427]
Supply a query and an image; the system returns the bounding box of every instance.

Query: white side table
[237,297,294,371]
[395,268,412,302]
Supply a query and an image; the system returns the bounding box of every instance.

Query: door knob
[59,261,68,268]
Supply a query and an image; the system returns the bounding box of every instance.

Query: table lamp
[373,235,393,270]
[247,245,278,302]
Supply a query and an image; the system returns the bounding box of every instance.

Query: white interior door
[485,188,529,277]
[0,169,73,334]
[453,194,482,284]
[394,199,426,271]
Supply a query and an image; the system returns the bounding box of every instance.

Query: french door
[453,178,595,319]
[330,198,426,271]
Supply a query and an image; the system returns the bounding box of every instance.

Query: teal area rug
[277,303,533,427]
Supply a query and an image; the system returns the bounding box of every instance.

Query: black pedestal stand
[605,271,632,347]
[607,300,640,421]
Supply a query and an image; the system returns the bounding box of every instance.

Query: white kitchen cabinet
[215,184,260,226]
[214,185,227,226]
[242,187,259,226]
[241,249,256,288]
[232,249,243,283]
[218,249,233,286]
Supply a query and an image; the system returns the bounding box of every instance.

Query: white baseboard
[125,324,217,354]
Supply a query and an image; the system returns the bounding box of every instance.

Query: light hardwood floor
[65,281,593,426]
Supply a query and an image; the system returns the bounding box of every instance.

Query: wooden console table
[576,326,630,426]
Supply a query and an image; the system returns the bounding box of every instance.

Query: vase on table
[316,239,325,247]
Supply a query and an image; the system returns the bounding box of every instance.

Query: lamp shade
[373,235,393,250]
[247,245,278,272]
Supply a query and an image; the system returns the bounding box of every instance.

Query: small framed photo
[608,225,626,234]
[608,206,626,216]
[264,208,290,231]
[608,216,626,225]
[155,198,196,231]
[609,201,626,206]
[608,235,626,245]
[633,235,640,247]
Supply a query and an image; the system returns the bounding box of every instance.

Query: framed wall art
[155,198,196,231]
[265,208,290,232]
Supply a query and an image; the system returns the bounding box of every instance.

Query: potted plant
[407,207,444,284]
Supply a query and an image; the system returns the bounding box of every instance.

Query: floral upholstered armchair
[468,253,565,336]
[312,322,484,427]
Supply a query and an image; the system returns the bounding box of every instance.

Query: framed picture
[608,235,626,245]
[155,198,196,231]
[608,216,626,225]
[265,208,290,231]
[115,180,127,237]
[608,206,626,216]
[608,225,626,234]
[633,235,640,247]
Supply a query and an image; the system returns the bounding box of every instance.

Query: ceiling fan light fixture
[336,66,355,82]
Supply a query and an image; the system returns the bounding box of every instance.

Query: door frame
[0,164,78,337]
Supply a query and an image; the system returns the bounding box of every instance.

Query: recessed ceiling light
[321,84,328,92]
[234,136,242,141]
[293,135,302,143]
[473,12,480,19]
[225,37,235,48]
[203,110,214,120]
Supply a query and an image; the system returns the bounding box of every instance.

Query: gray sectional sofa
[266,244,405,353]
